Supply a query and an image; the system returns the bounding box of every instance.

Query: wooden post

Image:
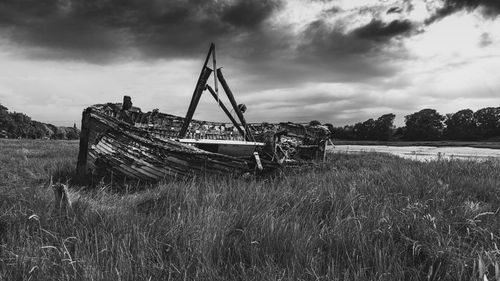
[179,44,215,138]
[212,45,219,105]
[205,84,246,137]
[178,67,213,138]
[322,140,327,162]
[52,183,72,215]
[216,69,253,141]
[253,152,263,171]
[76,108,91,182]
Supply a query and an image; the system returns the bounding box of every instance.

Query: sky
[0,0,499,127]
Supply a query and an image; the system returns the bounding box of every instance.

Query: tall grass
[1,139,500,280]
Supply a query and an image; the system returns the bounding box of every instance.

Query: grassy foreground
[1,139,500,280]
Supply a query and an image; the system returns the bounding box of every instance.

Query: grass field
[1,139,500,280]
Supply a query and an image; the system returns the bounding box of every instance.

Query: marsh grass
[1,139,500,280]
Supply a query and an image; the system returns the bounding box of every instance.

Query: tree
[393,126,405,140]
[350,113,395,140]
[373,113,395,140]
[54,127,67,140]
[9,112,32,138]
[444,109,477,140]
[46,124,59,139]
[404,109,444,141]
[0,104,12,134]
[29,121,47,139]
[353,118,376,140]
[473,107,500,139]
[329,125,356,140]
[0,104,80,139]
[324,123,334,134]
[66,126,80,140]
[309,120,321,126]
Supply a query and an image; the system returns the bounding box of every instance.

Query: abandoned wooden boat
[76,44,331,182]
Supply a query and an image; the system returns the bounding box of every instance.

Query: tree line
[0,104,80,140]
[321,107,500,141]
[3,100,499,142]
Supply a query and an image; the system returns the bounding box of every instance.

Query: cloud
[0,0,417,86]
[387,7,403,14]
[287,17,413,85]
[352,19,414,41]
[0,0,283,62]
[479,32,493,47]
[299,19,410,58]
[221,0,282,28]
[425,0,500,24]
[1,0,498,128]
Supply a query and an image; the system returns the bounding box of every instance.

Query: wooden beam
[253,152,263,171]
[186,44,214,114]
[212,44,219,103]
[216,68,253,141]
[76,107,91,182]
[179,43,215,138]
[205,84,245,137]
[178,66,213,138]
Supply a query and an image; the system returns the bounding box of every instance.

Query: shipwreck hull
[76,44,331,183]
[77,107,259,182]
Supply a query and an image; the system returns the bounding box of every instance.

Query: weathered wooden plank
[103,131,210,171]
[100,137,188,178]
[101,155,152,180]
[93,142,150,180]
[96,138,172,180]
[94,131,229,179]
[95,145,162,181]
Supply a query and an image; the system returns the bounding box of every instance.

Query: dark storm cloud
[221,15,417,94]
[220,0,280,28]
[300,18,415,58]
[352,19,414,41]
[387,7,403,14]
[300,20,373,58]
[426,0,500,24]
[0,0,424,95]
[0,0,416,76]
[0,0,283,62]
[301,20,371,57]
[296,18,413,68]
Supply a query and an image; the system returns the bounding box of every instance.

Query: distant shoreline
[331,140,500,150]
[2,138,500,150]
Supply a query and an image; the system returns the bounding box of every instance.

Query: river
[328,145,500,161]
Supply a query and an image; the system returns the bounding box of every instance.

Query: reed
[1,139,500,280]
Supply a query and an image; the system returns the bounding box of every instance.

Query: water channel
[328,145,500,161]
